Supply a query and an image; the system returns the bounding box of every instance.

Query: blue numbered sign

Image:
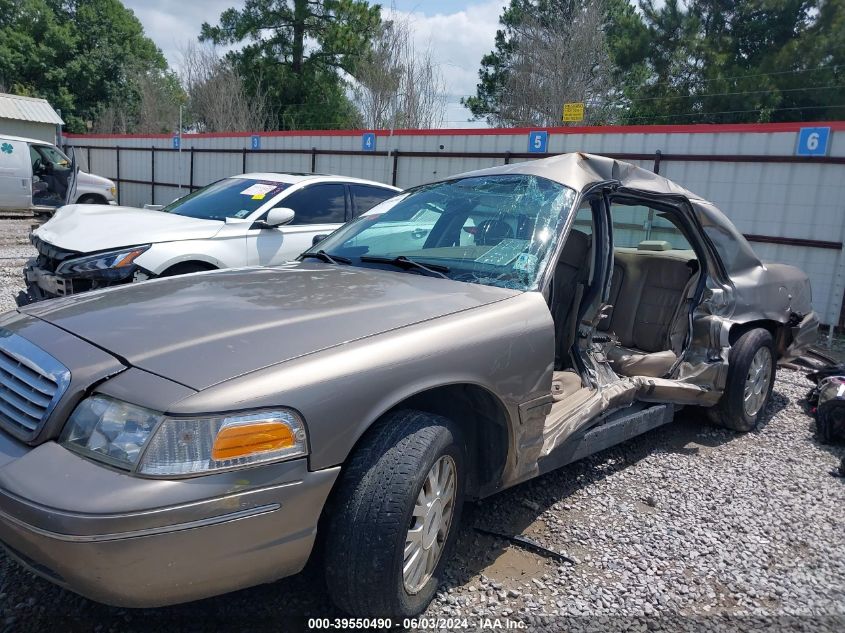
[362,132,376,152]
[251,135,261,150]
[172,135,181,150]
[795,127,830,157]
[528,130,548,153]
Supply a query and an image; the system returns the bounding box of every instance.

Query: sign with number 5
[795,127,830,157]
[528,131,548,153]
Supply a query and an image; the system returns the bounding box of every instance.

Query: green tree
[200,0,382,130]
[614,0,843,124]
[468,0,844,126]
[464,0,635,126]
[769,0,845,122]
[0,0,175,132]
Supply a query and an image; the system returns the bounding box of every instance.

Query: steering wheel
[32,158,43,174]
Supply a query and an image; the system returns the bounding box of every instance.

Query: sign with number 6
[795,127,830,157]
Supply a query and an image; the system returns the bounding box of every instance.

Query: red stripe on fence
[63,120,845,141]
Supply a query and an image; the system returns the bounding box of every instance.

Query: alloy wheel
[743,346,773,417]
[403,455,457,594]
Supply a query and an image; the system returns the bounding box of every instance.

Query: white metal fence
[65,122,845,327]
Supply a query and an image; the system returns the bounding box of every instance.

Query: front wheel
[709,328,776,432]
[159,262,216,277]
[76,194,107,204]
[324,410,465,617]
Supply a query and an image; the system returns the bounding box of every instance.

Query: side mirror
[265,207,295,227]
[312,233,328,246]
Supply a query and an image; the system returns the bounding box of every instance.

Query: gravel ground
[0,218,37,314]
[0,218,842,632]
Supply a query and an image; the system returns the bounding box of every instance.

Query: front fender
[165,292,555,473]
[135,238,244,275]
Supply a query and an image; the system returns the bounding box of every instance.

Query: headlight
[60,395,308,476]
[60,396,162,469]
[56,245,150,279]
[109,185,117,197]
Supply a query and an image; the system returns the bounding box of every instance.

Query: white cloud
[389,1,506,127]
[125,0,237,68]
[125,0,506,128]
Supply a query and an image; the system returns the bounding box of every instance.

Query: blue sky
[123,1,509,127]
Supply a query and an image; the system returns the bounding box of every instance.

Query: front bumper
[0,432,339,607]
[19,259,139,305]
[22,260,71,302]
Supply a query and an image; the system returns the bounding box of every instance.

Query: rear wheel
[709,328,775,432]
[324,410,465,617]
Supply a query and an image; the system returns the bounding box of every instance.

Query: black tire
[76,194,107,204]
[159,262,216,277]
[708,328,776,432]
[324,409,465,618]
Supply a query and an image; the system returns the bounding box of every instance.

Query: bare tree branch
[178,42,269,132]
[350,16,446,129]
[494,0,616,127]
[92,70,182,134]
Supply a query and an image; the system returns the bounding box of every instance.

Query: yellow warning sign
[562,102,585,122]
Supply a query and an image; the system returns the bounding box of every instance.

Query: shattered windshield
[310,174,577,291]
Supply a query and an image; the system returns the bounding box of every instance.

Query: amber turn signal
[212,420,296,461]
[114,249,146,268]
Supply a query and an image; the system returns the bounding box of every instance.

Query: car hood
[77,170,114,188]
[22,263,520,391]
[34,204,224,253]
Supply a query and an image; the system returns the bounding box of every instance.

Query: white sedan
[19,173,400,303]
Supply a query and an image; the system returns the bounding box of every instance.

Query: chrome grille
[0,330,70,439]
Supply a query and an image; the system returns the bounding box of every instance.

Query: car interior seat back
[603,249,697,377]
[551,229,591,369]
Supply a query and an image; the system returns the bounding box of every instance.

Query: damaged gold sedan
[0,153,817,617]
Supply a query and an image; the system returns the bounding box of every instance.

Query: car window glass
[313,174,578,291]
[36,145,70,168]
[283,184,346,225]
[572,202,593,236]
[162,178,289,221]
[351,185,396,216]
[611,203,692,250]
[411,207,441,223]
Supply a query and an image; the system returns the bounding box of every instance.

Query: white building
[0,93,63,144]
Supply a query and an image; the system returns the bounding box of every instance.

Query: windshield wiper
[360,255,450,279]
[301,250,352,265]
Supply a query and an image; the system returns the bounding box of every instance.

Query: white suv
[20,172,399,303]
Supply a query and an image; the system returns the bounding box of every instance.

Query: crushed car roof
[459,152,762,275]
[458,152,698,198]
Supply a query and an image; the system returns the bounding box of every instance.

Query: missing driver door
[568,193,614,384]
